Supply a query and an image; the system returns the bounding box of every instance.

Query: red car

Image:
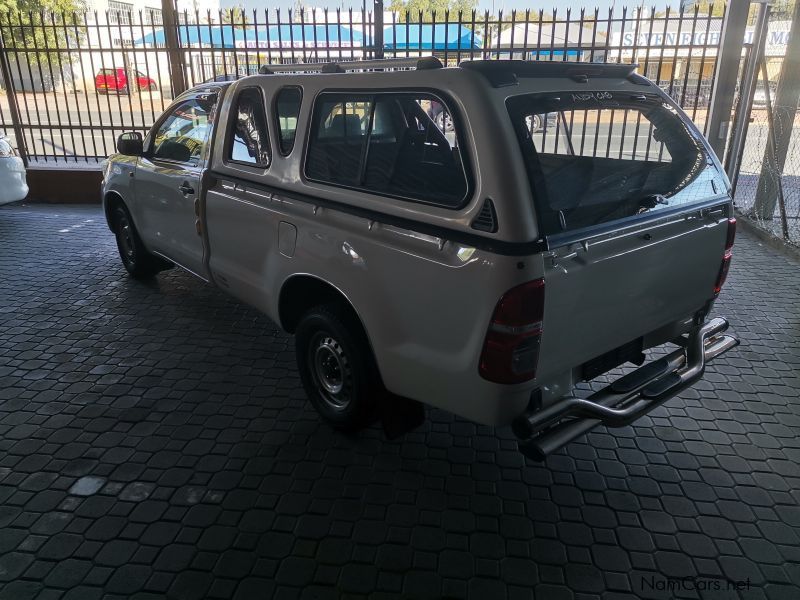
[95,68,157,94]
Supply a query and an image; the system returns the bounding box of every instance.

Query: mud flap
[380,393,425,440]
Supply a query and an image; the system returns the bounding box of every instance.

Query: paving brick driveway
[1,204,799,600]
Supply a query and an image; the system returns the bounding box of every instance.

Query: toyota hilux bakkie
[102,58,739,460]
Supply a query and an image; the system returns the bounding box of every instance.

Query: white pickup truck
[102,58,738,460]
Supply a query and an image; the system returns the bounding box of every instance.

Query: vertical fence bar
[310,8,319,64]
[71,11,99,160]
[694,6,717,133]
[39,10,64,160]
[89,11,112,158]
[131,11,148,132]
[681,7,700,118]
[111,9,128,148]
[21,12,42,157]
[374,0,384,59]
[51,10,77,161]
[265,9,274,65]
[276,9,285,63]
[468,10,476,62]
[332,9,341,63]
[287,9,296,64]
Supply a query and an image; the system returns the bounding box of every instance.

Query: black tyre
[295,304,380,431]
[111,204,162,279]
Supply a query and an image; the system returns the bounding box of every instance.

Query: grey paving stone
[1,203,799,597]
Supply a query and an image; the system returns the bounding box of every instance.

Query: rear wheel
[295,304,380,431]
[112,204,163,279]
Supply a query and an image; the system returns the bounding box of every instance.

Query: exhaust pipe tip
[518,440,547,462]
[512,416,535,440]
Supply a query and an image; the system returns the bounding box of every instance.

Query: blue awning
[383,24,482,50]
[236,24,365,48]
[136,25,236,48]
[136,24,479,51]
[136,24,364,48]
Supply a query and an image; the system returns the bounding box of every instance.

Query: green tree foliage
[769,0,796,19]
[0,0,86,67]
[388,0,478,23]
[221,6,250,29]
[683,1,726,17]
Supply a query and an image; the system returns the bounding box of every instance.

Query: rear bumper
[513,317,738,460]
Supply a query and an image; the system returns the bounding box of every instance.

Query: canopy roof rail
[459,59,645,87]
[258,56,443,75]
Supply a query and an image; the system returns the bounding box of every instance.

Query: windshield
[507,91,727,235]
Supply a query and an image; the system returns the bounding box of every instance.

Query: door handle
[178,182,195,195]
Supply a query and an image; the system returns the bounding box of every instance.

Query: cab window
[151,96,215,165]
[228,87,271,168]
[275,87,302,155]
[305,92,470,208]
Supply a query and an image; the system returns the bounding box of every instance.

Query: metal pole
[724,1,770,185]
[753,0,800,221]
[706,0,751,160]
[374,0,384,59]
[161,0,186,96]
[0,26,29,166]
[757,59,789,239]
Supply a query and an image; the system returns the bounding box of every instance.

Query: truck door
[135,92,217,278]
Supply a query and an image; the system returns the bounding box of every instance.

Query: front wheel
[112,205,164,279]
[295,305,380,431]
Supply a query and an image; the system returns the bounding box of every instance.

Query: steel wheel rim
[310,333,352,410]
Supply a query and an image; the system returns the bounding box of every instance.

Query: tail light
[479,279,545,384]
[713,217,736,297]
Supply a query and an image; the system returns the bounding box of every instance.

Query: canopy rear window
[507,92,726,236]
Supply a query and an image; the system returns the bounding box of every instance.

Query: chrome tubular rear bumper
[514,317,739,461]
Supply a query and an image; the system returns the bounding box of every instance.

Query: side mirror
[117,131,143,156]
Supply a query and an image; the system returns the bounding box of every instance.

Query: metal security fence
[0,4,728,164]
[732,0,800,246]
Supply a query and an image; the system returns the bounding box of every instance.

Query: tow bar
[514,317,739,461]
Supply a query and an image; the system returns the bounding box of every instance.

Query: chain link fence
[731,1,800,248]
[734,82,800,246]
